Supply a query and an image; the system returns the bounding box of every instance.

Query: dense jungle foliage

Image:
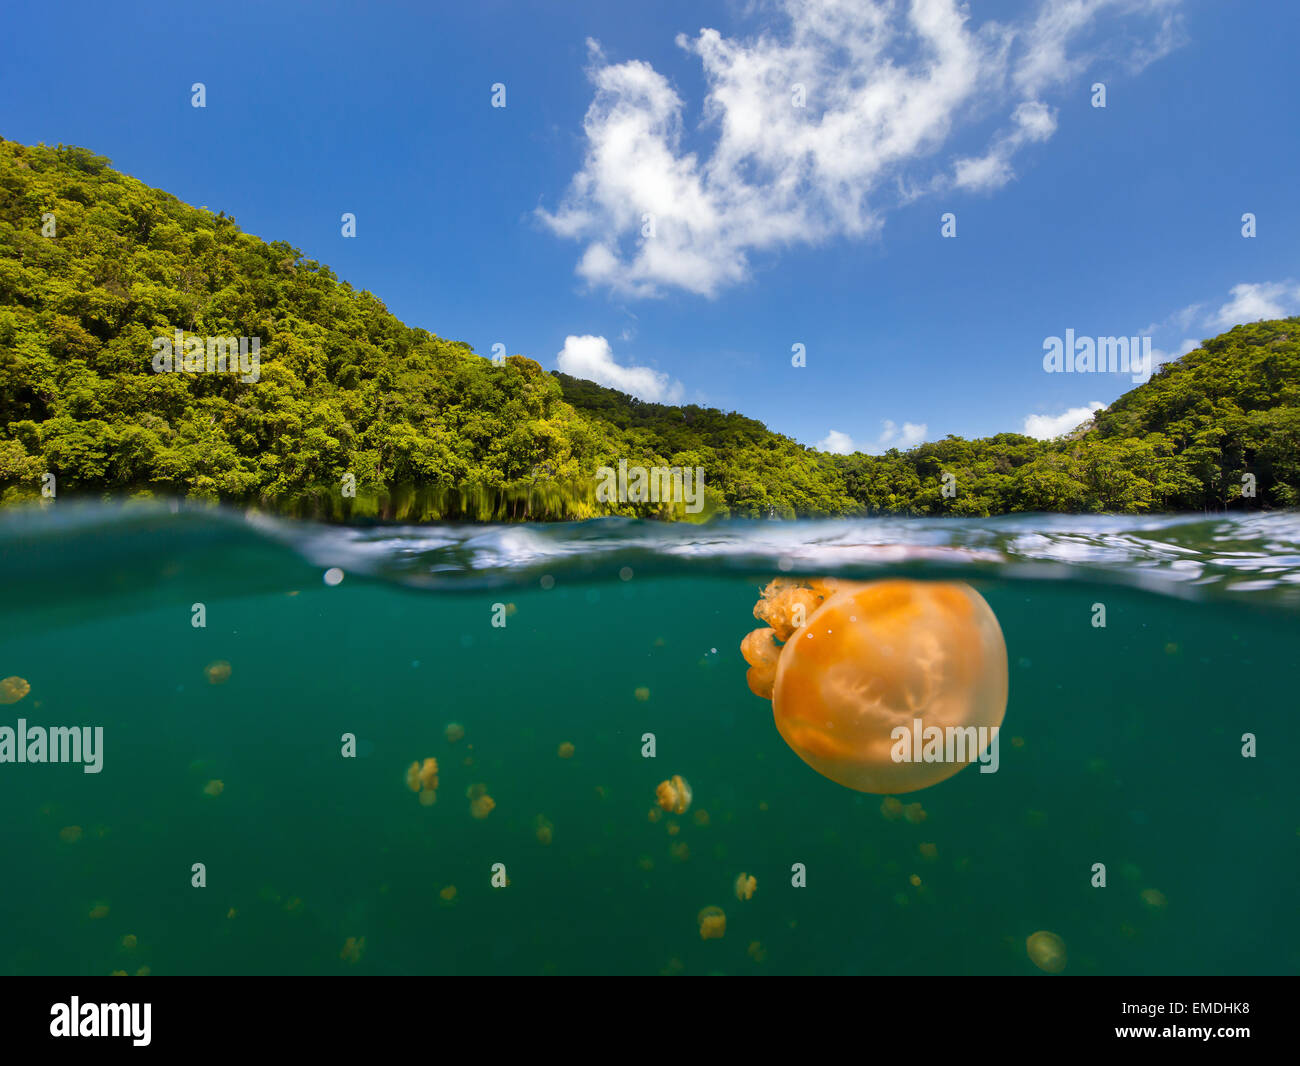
[1,138,1296,520]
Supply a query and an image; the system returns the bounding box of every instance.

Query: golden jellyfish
[1140,888,1168,910]
[202,779,224,797]
[747,940,767,963]
[655,775,692,815]
[647,806,663,824]
[535,815,554,845]
[634,687,650,702]
[697,906,726,940]
[0,676,31,704]
[135,967,151,977]
[407,758,439,804]
[89,904,110,920]
[880,797,903,821]
[734,873,757,901]
[204,661,232,685]
[919,842,938,861]
[740,578,1008,794]
[692,810,710,828]
[669,841,690,863]
[439,885,458,903]
[666,821,680,836]
[59,825,83,844]
[110,970,127,977]
[557,741,575,759]
[445,722,465,744]
[903,803,927,825]
[471,794,496,819]
[340,936,366,964]
[1026,930,1067,973]
[120,934,138,951]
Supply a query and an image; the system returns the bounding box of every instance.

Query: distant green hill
[1,137,1297,519]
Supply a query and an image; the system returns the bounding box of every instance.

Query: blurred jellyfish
[340,936,366,964]
[535,815,554,845]
[1140,888,1168,910]
[740,579,1007,793]
[697,906,726,940]
[203,779,224,797]
[110,970,127,977]
[669,841,690,863]
[666,821,680,837]
[647,807,663,824]
[656,775,692,815]
[59,826,83,844]
[439,885,458,903]
[120,934,137,951]
[89,904,110,920]
[204,661,232,685]
[407,758,439,804]
[636,855,655,871]
[903,803,927,825]
[445,722,465,744]
[0,676,31,704]
[135,967,151,977]
[1026,931,1067,973]
[692,810,710,828]
[919,842,938,861]
[634,687,650,702]
[880,797,903,821]
[747,940,767,963]
[557,742,575,759]
[734,873,757,901]
[471,794,496,819]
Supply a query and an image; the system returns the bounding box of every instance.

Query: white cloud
[816,429,855,454]
[555,334,683,403]
[1023,401,1106,440]
[1211,281,1300,330]
[541,0,1184,296]
[816,419,928,455]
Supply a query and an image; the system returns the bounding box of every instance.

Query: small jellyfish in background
[406,759,439,804]
[697,906,726,940]
[59,826,83,844]
[880,797,903,821]
[1026,930,1067,973]
[1140,888,1167,910]
[747,940,767,963]
[89,903,110,920]
[0,676,31,704]
[470,793,496,819]
[535,815,554,845]
[557,741,575,759]
[734,873,757,901]
[120,934,137,952]
[204,661,232,685]
[669,841,690,863]
[439,885,458,904]
[340,936,366,964]
[740,578,1008,794]
[202,779,224,797]
[647,806,663,824]
[445,722,465,744]
[656,775,692,815]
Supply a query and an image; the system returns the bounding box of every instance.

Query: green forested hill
[1,137,1296,519]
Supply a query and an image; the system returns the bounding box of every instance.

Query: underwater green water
[1,506,1297,976]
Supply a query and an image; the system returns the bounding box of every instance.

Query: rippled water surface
[1,505,1296,975]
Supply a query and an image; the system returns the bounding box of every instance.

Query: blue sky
[2,0,1297,451]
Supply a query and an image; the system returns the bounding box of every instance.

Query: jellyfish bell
[656,775,692,815]
[0,676,31,704]
[697,906,726,940]
[741,579,1008,794]
[1026,930,1067,973]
